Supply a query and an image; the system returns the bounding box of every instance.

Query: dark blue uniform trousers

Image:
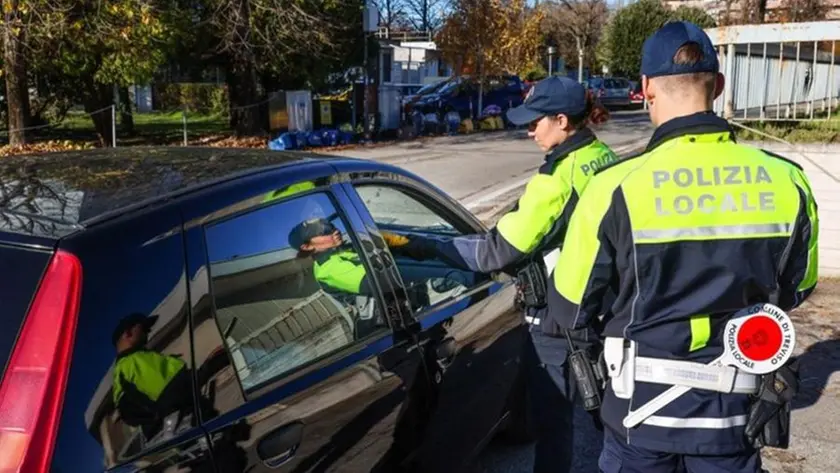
[525,326,577,473]
[599,427,764,473]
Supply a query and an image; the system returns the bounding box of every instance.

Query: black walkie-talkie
[565,331,603,412]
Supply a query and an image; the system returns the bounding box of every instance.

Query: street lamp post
[362,0,379,141]
[547,46,556,76]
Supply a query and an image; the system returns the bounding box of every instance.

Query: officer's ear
[713,72,725,100]
[553,113,570,130]
[641,75,654,102]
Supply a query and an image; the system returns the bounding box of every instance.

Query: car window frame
[342,176,499,320]
[197,182,396,400]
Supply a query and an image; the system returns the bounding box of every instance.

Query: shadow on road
[471,405,602,473]
[792,338,840,410]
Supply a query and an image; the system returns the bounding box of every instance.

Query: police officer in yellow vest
[547,21,819,472]
[288,217,428,297]
[288,218,379,296]
[403,75,618,473]
[112,313,192,440]
[263,181,317,203]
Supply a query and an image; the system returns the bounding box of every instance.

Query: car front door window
[354,184,487,313]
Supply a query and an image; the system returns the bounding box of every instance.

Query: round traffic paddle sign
[721,303,796,375]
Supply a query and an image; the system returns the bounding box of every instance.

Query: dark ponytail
[570,89,610,128]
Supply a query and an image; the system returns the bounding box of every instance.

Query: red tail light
[0,250,82,473]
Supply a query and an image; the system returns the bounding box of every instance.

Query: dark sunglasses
[527,116,546,132]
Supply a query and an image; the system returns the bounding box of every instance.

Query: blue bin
[307,131,324,147]
[338,131,354,145]
[268,132,297,150]
[322,129,339,146]
[445,111,461,135]
[295,131,309,148]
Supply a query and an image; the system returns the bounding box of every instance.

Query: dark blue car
[0,147,532,473]
[412,75,526,119]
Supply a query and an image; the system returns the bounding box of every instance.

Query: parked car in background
[0,147,532,473]
[401,78,454,113]
[393,83,426,101]
[411,75,527,119]
[587,76,632,108]
[629,80,644,107]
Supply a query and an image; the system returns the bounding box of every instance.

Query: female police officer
[404,75,617,473]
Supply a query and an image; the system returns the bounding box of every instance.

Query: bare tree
[541,0,608,79]
[733,0,769,24]
[377,0,408,35]
[403,0,446,32]
[3,0,32,146]
[208,0,345,135]
[772,0,828,21]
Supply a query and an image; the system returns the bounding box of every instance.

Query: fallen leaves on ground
[0,140,97,157]
[197,135,268,148]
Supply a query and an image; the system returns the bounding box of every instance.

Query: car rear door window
[204,191,388,393]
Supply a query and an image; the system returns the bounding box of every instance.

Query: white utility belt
[604,337,762,429]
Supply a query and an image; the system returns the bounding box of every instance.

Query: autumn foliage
[436,0,544,78]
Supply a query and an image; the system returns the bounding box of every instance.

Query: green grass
[41,110,230,145]
[732,110,840,143]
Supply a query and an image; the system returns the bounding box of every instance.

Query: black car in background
[0,147,531,473]
[410,75,527,119]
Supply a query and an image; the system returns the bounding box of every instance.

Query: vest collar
[315,247,355,264]
[646,111,734,152]
[315,250,335,265]
[540,127,596,174]
[116,346,148,360]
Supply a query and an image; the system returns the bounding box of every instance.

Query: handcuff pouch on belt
[515,260,548,309]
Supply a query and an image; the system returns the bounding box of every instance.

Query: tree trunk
[477,54,484,119]
[226,0,262,136]
[226,61,262,136]
[4,1,31,147]
[118,86,135,136]
[756,0,768,22]
[83,83,115,147]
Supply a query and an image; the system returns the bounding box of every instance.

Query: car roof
[0,146,334,240]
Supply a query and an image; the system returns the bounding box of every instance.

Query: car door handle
[257,421,304,468]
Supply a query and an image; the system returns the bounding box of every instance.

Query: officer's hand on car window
[381,231,410,248]
[384,233,437,261]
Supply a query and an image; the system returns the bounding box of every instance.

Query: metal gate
[706,21,840,121]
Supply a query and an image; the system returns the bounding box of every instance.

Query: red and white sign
[722,303,796,375]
